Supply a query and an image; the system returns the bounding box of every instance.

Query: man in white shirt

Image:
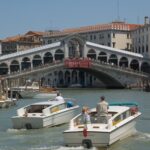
[96,96,109,124]
[55,92,65,103]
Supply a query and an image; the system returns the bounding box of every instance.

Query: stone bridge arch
[88,68,124,88]
[87,49,96,60]
[119,57,128,67]
[32,55,42,67]
[21,57,31,70]
[55,49,64,60]
[64,34,85,58]
[10,60,20,73]
[98,52,107,62]
[0,63,8,75]
[141,62,150,73]
[130,59,139,71]
[109,54,118,65]
[43,52,53,64]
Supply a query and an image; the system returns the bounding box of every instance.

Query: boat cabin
[17,101,75,117]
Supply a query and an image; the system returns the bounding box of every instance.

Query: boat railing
[109,102,138,107]
[48,98,78,106]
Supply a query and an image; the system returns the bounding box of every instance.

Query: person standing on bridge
[96,96,109,124]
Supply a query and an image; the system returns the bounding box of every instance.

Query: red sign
[64,59,91,68]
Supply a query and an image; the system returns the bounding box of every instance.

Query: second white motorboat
[11,98,79,129]
[63,102,141,149]
[12,82,58,99]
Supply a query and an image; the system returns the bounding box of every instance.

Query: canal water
[0,89,150,150]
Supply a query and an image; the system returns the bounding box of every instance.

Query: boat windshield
[74,111,117,125]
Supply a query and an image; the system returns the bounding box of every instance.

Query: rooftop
[44,21,143,37]
[2,31,46,42]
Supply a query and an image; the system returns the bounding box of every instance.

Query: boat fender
[130,107,138,115]
[25,123,32,129]
[82,139,93,149]
[66,101,73,108]
[83,128,88,137]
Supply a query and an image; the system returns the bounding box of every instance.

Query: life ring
[82,139,93,149]
[25,123,32,129]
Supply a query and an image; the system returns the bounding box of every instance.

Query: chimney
[144,16,149,25]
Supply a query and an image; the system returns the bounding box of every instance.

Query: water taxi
[0,94,17,108]
[11,98,79,129]
[12,81,58,98]
[63,102,141,149]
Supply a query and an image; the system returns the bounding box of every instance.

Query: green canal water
[0,89,150,150]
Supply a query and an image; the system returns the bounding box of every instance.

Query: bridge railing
[1,60,64,79]
[1,58,149,80]
[92,59,149,77]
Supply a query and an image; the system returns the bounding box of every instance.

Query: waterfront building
[1,31,45,55]
[0,21,143,56]
[131,16,150,58]
[43,21,142,51]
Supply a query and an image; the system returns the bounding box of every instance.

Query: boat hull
[18,90,57,98]
[0,99,16,108]
[64,118,137,147]
[11,106,79,129]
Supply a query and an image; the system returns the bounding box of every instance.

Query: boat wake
[56,146,98,150]
[30,146,98,150]
[140,116,150,121]
[134,131,150,141]
[30,146,59,150]
[6,128,27,133]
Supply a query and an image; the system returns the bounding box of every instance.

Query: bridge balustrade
[92,59,148,76]
[2,60,63,79]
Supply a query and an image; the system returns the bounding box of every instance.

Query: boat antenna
[117,0,120,21]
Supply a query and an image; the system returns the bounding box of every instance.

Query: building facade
[131,17,150,58]
[1,31,45,55]
[43,21,141,52]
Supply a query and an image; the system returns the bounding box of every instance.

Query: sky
[0,0,150,39]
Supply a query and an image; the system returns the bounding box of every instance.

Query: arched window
[72,70,78,84]
[119,57,128,67]
[87,49,96,60]
[58,71,64,86]
[0,63,8,75]
[130,59,139,70]
[98,52,107,63]
[55,49,64,61]
[65,71,71,86]
[21,57,31,70]
[108,54,118,65]
[141,62,150,73]
[32,55,42,67]
[10,60,20,73]
[44,52,53,64]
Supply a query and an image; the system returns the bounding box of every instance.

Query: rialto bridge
[0,35,150,88]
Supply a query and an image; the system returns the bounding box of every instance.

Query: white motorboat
[69,84,82,88]
[12,82,58,98]
[0,95,17,108]
[63,102,141,149]
[11,98,79,129]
